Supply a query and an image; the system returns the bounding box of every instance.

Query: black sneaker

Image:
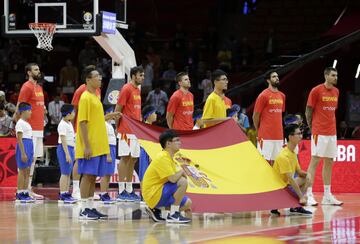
[166,211,191,224]
[90,208,108,219]
[145,206,165,222]
[270,209,281,216]
[290,207,312,216]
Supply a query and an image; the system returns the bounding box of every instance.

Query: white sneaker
[29,190,44,200]
[321,194,343,206]
[306,194,318,206]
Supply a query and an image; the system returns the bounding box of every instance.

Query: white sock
[307,187,313,195]
[88,198,93,209]
[125,182,133,193]
[80,198,89,211]
[28,175,33,190]
[17,190,25,194]
[73,180,80,191]
[324,185,331,196]
[100,192,107,196]
[60,191,67,194]
[118,182,125,193]
[170,205,180,215]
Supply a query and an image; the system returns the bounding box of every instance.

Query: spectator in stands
[174,24,187,51]
[48,95,64,126]
[146,82,169,117]
[237,37,254,69]
[0,90,16,115]
[55,86,69,104]
[338,121,352,139]
[264,28,278,61]
[352,125,360,139]
[9,83,21,105]
[59,59,79,87]
[162,61,177,81]
[217,44,232,72]
[78,40,97,69]
[198,70,213,102]
[146,46,161,79]
[159,42,175,67]
[0,103,12,136]
[141,58,154,96]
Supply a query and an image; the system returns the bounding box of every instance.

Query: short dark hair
[211,69,227,83]
[18,102,31,113]
[82,66,98,82]
[130,66,144,79]
[25,63,39,79]
[284,123,300,141]
[159,129,179,149]
[142,105,156,120]
[324,67,337,76]
[175,72,188,82]
[264,69,277,82]
[61,104,74,116]
[81,65,96,82]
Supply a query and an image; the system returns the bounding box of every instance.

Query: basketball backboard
[2,0,101,37]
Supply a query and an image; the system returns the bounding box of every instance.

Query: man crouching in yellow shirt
[272,124,312,216]
[142,130,192,224]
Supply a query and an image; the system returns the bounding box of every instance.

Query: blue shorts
[139,147,150,181]
[16,139,34,169]
[101,145,116,176]
[155,182,188,208]
[78,155,107,177]
[57,145,75,175]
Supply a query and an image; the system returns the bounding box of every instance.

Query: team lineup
[14,63,343,223]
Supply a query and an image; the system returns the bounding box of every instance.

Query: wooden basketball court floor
[0,189,359,243]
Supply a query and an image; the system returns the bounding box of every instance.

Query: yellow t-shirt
[273,146,300,185]
[142,150,178,208]
[75,91,109,159]
[202,92,227,128]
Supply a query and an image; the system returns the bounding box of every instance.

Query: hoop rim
[29,22,56,32]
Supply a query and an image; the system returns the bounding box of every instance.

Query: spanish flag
[123,116,299,213]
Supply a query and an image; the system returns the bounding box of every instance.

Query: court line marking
[188,214,360,243]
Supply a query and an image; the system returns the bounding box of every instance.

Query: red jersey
[224,96,232,109]
[167,90,194,130]
[18,80,45,131]
[71,84,101,132]
[117,83,141,134]
[307,84,339,135]
[254,88,286,140]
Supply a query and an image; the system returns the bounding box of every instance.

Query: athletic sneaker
[270,209,281,216]
[59,193,77,204]
[90,208,108,219]
[145,206,165,222]
[29,190,44,200]
[166,211,191,224]
[306,194,318,206]
[289,207,312,216]
[321,194,343,206]
[128,191,141,202]
[99,193,115,204]
[79,208,100,220]
[116,190,131,202]
[16,192,35,203]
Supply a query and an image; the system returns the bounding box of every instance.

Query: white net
[29,23,56,52]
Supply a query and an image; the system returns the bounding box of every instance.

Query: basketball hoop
[29,23,56,51]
